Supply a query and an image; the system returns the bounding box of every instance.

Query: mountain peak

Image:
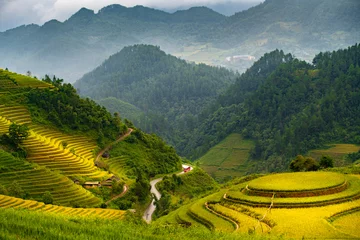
[66,7,95,25]
[172,6,225,23]
[98,4,127,14]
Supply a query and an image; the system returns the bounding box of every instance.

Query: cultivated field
[197,134,254,182]
[309,144,360,166]
[157,173,360,238]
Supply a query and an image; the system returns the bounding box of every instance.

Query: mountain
[74,44,236,146]
[184,43,360,173]
[1,0,358,82]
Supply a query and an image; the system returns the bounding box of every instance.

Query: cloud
[0,0,262,31]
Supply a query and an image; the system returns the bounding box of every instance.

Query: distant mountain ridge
[0,0,359,82]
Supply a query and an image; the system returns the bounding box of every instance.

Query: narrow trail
[95,128,133,163]
[95,128,133,204]
[254,193,275,232]
[105,184,129,205]
[205,202,239,231]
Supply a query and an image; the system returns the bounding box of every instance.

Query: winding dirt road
[143,165,193,223]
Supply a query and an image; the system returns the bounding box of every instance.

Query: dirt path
[95,128,133,163]
[105,184,129,205]
[95,128,133,205]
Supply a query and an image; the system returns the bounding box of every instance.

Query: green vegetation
[184,44,360,174]
[1,70,183,212]
[289,155,319,172]
[96,97,143,121]
[0,207,283,240]
[27,76,127,145]
[154,168,218,218]
[1,0,358,85]
[197,133,254,182]
[309,144,360,166]
[109,128,181,179]
[75,44,236,148]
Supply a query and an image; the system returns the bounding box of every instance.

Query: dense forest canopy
[184,44,360,172]
[75,44,236,147]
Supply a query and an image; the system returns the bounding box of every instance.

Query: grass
[0,207,281,240]
[197,134,254,182]
[248,172,345,191]
[309,144,360,166]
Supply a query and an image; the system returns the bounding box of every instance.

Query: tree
[289,155,319,172]
[319,155,334,169]
[8,123,29,145]
[42,191,53,204]
[26,70,31,77]
[8,181,25,198]
[0,184,8,195]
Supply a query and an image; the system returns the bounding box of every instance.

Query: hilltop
[0,0,358,81]
[75,44,236,147]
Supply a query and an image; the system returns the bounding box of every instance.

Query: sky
[0,0,263,32]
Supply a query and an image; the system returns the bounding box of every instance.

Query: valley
[0,0,360,239]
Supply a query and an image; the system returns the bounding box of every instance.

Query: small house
[73,179,80,185]
[83,181,101,188]
[101,175,120,187]
[182,165,191,173]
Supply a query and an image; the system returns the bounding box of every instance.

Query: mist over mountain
[0,0,359,82]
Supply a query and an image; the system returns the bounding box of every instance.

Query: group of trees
[1,123,29,157]
[26,75,127,145]
[289,155,334,172]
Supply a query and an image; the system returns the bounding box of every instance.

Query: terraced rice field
[157,173,360,238]
[0,69,53,90]
[309,144,360,166]
[0,104,110,180]
[103,156,129,180]
[0,194,124,220]
[0,150,101,207]
[197,134,254,182]
[0,104,110,207]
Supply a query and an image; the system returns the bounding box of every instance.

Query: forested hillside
[0,0,358,82]
[0,69,182,209]
[75,44,236,146]
[185,44,360,172]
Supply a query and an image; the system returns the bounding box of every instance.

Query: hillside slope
[75,44,236,146]
[185,44,360,172]
[0,69,182,210]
